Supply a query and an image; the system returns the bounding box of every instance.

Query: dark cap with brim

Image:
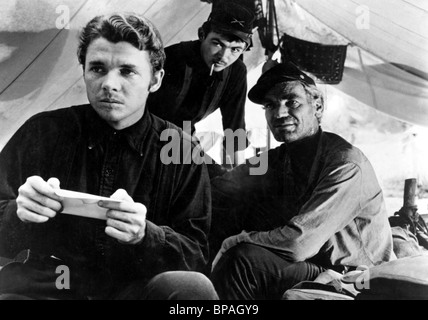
[248,62,316,105]
[208,2,255,45]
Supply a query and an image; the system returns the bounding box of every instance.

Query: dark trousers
[210,243,325,300]
[0,259,218,300]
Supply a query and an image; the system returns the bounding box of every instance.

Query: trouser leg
[210,243,325,300]
[0,260,84,300]
[114,271,219,300]
[0,293,34,300]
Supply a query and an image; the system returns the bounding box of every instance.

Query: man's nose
[102,71,120,92]
[216,47,228,61]
[273,103,290,118]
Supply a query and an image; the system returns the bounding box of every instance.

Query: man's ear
[149,69,165,93]
[198,27,205,41]
[314,100,324,119]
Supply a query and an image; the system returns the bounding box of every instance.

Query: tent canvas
[0,0,428,214]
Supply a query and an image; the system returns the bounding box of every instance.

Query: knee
[145,271,218,300]
[212,243,264,274]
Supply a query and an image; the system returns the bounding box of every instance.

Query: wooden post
[403,178,418,208]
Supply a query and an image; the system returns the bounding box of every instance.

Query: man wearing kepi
[0,13,217,300]
[147,1,255,171]
[209,62,394,299]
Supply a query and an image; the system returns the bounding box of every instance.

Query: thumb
[110,188,134,202]
[47,177,60,189]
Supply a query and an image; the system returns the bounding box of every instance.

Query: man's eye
[211,41,222,47]
[90,67,105,74]
[231,48,243,54]
[287,100,300,109]
[262,103,275,110]
[121,69,136,76]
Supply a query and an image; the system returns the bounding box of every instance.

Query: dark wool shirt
[211,129,395,269]
[147,40,248,150]
[0,105,211,296]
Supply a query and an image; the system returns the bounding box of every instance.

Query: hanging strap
[174,64,193,111]
[200,66,231,121]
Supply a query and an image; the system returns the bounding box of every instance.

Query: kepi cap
[248,62,316,105]
[208,2,255,45]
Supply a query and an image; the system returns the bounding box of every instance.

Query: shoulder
[165,40,194,53]
[149,112,198,148]
[164,41,196,63]
[320,131,369,166]
[22,105,89,134]
[229,58,247,75]
[3,105,90,154]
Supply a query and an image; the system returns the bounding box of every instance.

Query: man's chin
[93,106,120,122]
[274,132,298,144]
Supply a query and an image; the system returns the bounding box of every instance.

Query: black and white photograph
[0,0,427,305]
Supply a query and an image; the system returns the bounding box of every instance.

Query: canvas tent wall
[0,0,214,150]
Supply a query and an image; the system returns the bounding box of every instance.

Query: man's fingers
[17,210,50,224]
[24,176,62,201]
[105,225,139,243]
[16,196,58,219]
[47,177,61,190]
[16,200,52,223]
[100,201,147,216]
[109,189,133,202]
[106,218,131,233]
[16,176,63,223]
[18,185,62,213]
[106,208,146,224]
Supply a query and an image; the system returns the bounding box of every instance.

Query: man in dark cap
[209,62,395,299]
[146,1,256,172]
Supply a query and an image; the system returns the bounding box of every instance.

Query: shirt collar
[279,128,323,185]
[86,106,152,156]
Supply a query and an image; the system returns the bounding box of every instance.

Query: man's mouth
[213,61,227,67]
[274,122,296,128]
[99,98,123,104]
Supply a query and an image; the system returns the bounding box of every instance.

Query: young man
[147,1,255,172]
[0,13,217,300]
[209,62,394,299]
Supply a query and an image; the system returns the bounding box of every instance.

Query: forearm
[0,199,30,258]
[131,160,211,274]
[131,219,209,276]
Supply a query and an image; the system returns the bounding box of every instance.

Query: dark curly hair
[77,13,165,74]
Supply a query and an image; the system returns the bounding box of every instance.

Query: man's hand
[100,189,147,245]
[211,230,252,271]
[16,176,63,223]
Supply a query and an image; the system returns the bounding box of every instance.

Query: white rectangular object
[55,189,123,220]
